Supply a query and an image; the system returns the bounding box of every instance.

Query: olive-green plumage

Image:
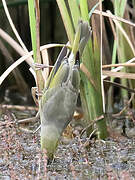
[40,68,80,159]
[40,20,91,159]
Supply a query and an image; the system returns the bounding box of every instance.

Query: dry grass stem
[1,104,38,111]
[103,63,135,68]
[0,28,34,67]
[35,0,44,95]
[41,49,49,84]
[103,57,135,79]
[80,115,104,137]
[2,0,28,52]
[80,63,97,90]
[108,12,117,41]
[103,70,135,80]
[104,80,135,94]
[107,10,135,56]
[0,43,67,86]
[112,93,135,117]
[93,9,135,27]
[99,0,105,112]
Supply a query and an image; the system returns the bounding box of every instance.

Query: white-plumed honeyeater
[39,20,91,159]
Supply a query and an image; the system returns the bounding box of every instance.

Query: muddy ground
[0,108,135,180]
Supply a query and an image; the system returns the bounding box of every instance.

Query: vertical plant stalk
[107,14,117,112]
[35,0,44,92]
[80,0,108,138]
[56,0,108,139]
[28,0,44,96]
[56,0,74,45]
[68,0,81,29]
[28,0,36,61]
[99,0,105,112]
[114,0,128,102]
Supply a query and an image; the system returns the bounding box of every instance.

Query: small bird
[39,20,91,159]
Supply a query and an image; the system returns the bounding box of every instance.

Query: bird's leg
[31,87,41,106]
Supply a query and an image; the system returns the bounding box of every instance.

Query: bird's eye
[75,51,80,67]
